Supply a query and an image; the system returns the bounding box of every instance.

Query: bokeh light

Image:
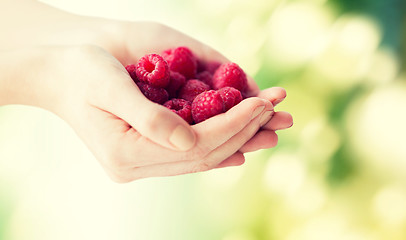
[348,81,406,179]
[266,1,333,70]
[1,0,406,239]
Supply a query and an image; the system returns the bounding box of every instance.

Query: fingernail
[273,98,285,106]
[169,125,196,151]
[251,105,265,120]
[259,110,274,127]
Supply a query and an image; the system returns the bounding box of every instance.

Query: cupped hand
[91,22,293,168]
[28,44,271,182]
[35,20,293,181]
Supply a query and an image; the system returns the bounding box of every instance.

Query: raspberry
[217,87,242,111]
[136,54,170,88]
[179,79,210,102]
[196,71,213,88]
[136,82,168,104]
[166,71,186,99]
[197,60,221,74]
[212,62,248,92]
[196,59,207,73]
[125,47,253,124]
[164,99,193,124]
[125,64,138,81]
[192,90,224,123]
[162,46,197,79]
[204,61,222,75]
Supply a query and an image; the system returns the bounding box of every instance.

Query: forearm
[0,46,70,112]
[0,0,77,108]
[0,0,113,51]
[0,48,46,106]
[0,0,118,108]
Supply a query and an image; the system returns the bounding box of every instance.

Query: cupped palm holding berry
[0,1,293,181]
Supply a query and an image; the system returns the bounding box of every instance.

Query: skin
[0,0,293,182]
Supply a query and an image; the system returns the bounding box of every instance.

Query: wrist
[0,47,63,111]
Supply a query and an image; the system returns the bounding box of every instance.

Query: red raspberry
[217,87,242,111]
[204,61,222,75]
[164,99,193,124]
[205,61,221,74]
[136,54,170,88]
[136,82,168,104]
[192,90,224,123]
[179,79,210,102]
[197,60,221,74]
[212,62,248,92]
[125,64,138,81]
[166,71,186,99]
[162,46,197,79]
[196,71,213,88]
[196,59,207,73]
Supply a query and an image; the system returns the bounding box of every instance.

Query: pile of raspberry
[125,46,248,124]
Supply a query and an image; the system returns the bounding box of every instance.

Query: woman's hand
[0,1,293,181]
[2,44,273,182]
[87,21,293,171]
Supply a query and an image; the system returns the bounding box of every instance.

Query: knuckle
[144,108,166,132]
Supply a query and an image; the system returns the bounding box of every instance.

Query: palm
[93,21,291,150]
[59,21,292,181]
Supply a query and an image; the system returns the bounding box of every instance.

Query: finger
[98,68,196,151]
[201,105,271,167]
[262,111,293,131]
[214,152,245,168]
[256,87,287,106]
[245,75,261,97]
[109,97,271,168]
[239,130,278,153]
[116,99,269,168]
[122,148,245,181]
[120,160,197,182]
[193,97,272,153]
[122,106,271,181]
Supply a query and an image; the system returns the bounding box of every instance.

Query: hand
[27,44,274,182]
[72,21,293,175]
[0,3,293,181]
[95,22,293,167]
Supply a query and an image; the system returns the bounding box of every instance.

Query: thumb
[100,73,196,151]
[131,93,196,151]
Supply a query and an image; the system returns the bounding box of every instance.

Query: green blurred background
[1,0,406,239]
